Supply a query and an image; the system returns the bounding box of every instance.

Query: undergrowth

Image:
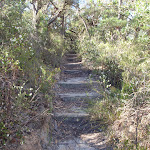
[73,1,150,149]
[0,1,63,148]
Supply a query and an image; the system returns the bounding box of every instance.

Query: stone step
[59,92,102,102]
[54,106,89,122]
[67,51,76,54]
[58,77,99,89]
[64,62,82,69]
[47,138,97,150]
[65,53,78,57]
[66,57,82,62]
[64,69,83,74]
[55,112,89,118]
[55,105,88,114]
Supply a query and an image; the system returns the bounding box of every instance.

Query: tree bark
[32,1,39,29]
[48,1,67,26]
[31,0,42,59]
[61,14,65,36]
[118,0,122,19]
[48,9,64,26]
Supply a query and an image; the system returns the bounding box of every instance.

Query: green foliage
[40,66,60,94]
[101,17,127,30]
[0,122,10,146]
[0,0,149,148]
[88,98,121,124]
[0,0,66,148]
[67,1,150,149]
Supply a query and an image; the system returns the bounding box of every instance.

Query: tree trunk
[61,14,65,37]
[118,0,122,19]
[31,1,41,59]
[32,1,39,29]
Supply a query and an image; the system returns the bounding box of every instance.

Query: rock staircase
[47,53,112,150]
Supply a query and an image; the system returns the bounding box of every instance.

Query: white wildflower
[10,37,16,42]
[29,93,32,96]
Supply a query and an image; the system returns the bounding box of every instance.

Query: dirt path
[46,52,112,150]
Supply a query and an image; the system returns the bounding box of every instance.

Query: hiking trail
[46,52,112,150]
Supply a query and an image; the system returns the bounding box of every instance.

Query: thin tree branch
[48,10,63,26]
[48,1,67,26]
[72,4,91,38]
[49,0,58,10]
[78,13,91,38]
[69,30,78,35]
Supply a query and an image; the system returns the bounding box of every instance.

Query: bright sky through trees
[79,0,97,8]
